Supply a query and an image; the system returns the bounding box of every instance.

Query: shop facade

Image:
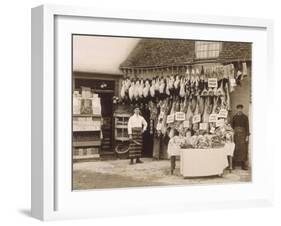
[73,38,252,162]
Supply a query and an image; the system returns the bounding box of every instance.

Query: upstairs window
[195,41,222,59]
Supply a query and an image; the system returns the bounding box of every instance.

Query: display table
[179,148,229,178]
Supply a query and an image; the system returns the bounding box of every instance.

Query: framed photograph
[31,4,274,221]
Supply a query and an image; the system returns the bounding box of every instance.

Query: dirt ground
[73,158,251,190]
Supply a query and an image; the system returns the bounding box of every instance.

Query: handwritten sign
[175,112,185,121]
[208,78,218,88]
[209,114,218,123]
[216,119,225,128]
[199,123,208,130]
[166,114,175,124]
[183,120,190,128]
[218,109,228,118]
[192,114,201,124]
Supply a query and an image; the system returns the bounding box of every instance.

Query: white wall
[73,35,139,74]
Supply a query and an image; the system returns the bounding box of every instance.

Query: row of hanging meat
[120,63,248,102]
[119,63,248,135]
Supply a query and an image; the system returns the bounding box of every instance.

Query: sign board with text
[175,112,185,121]
[167,114,175,124]
[208,78,218,88]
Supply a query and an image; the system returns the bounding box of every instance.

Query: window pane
[195,41,221,59]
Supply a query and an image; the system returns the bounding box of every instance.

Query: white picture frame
[31,4,274,221]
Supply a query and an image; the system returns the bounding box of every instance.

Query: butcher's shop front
[72,36,252,190]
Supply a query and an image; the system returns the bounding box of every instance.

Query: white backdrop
[0,0,280,225]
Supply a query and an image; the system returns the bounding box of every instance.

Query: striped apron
[129,127,143,159]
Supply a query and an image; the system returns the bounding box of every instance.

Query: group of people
[127,104,250,174]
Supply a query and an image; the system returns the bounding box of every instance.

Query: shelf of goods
[72,87,103,161]
[73,114,102,161]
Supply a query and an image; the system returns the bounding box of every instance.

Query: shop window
[195,41,222,59]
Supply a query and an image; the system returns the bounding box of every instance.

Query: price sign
[208,78,218,88]
[216,119,225,127]
[209,114,218,122]
[199,123,208,130]
[218,109,228,118]
[192,114,201,124]
[183,120,190,128]
[175,112,185,121]
[166,114,175,124]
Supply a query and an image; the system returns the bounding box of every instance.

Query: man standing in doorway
[127,107,147,165]
[231,104,250,170]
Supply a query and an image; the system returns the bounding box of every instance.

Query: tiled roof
[219,42,252,61]
[120,39,251,69]
[120,39,194,68]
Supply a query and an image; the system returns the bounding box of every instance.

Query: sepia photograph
[72,35,252,190]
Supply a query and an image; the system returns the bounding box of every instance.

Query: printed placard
[192,114,201,124]
[166,114,175,124]
[218,109,228,118]
[209,114,218,122]
[208,78,218,88]
[183,120,190,128]
[199,123,208,130]
[216,119,225,127]
[175,112,185,121]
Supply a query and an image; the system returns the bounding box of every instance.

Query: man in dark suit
[231,104,250,170]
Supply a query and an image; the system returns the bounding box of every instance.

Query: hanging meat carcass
[192,97,201,131]
[185,99,193,129]
[159,77,165,94]
[179,76,186,98]
[198,96,205,116]
[128,80,135,101]
[202,96,210,123]
[169,97,177,115]
[180,98,185,112]
[120,79,126,99]
[133,80,140,100]
[182,96,189,113]
[137,78,144,98]
[155,76,160,92]
[143,79,150,98]
[224,79,231,111]
[174,96,181,112]
[165,77,171,96]
[190,96,197,113]
[150,78,156,98]
[242,62,248,80]
[174,74,181,96]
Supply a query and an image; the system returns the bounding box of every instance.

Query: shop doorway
[74,77,116,158]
